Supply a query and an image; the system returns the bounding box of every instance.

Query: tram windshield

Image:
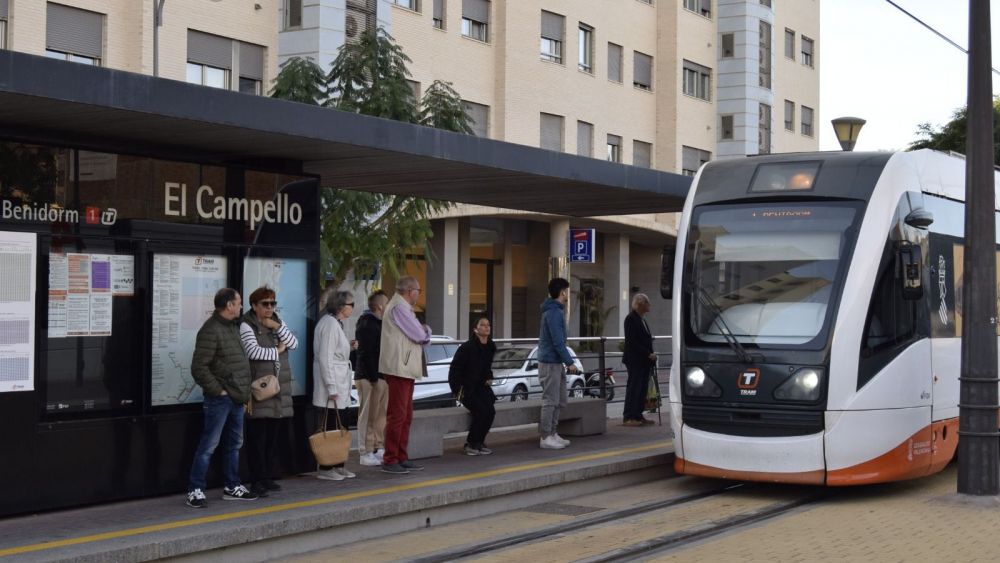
[686,203,858,347]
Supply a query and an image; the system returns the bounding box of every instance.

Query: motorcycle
[585,367,616,401]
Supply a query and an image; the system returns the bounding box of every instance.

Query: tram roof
[0,51,691,217]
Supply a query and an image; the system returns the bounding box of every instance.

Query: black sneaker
[262,479,282,491]
[222,485,259,501]
[381,463,410,475]
[400,460,425,471]
[186,488,207,508]
[250,483,269,498]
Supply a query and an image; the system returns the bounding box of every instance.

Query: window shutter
[433,0,443,20]
[577,121,593,157]
[46,3,103,59]
[238,42,264,80]
[0,0,8,19]
[188,30,232,68]
[802,37,813,56]
[540,11,564,41]
[633,52,652,86]
[682,146,699,171]
[462,0,489,23]
[633,141,651,168]
[608,43,622,82]
[464,102,489,137]
[540,113,564,151]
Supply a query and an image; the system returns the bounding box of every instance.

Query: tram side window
[863,243,916,353]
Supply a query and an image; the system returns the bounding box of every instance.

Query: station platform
[0,415,674,562]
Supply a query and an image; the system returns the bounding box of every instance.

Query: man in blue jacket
[537,277,580,450]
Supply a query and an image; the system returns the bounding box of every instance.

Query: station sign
[569,228,596,263]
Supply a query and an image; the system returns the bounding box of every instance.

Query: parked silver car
[490,344,586,401]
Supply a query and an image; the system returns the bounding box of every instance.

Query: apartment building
[0,0,278,94]
[276,0,820,340]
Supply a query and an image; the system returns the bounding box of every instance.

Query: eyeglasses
[259,301,277,308]
[345,303,355,307]
[410,288,422,294]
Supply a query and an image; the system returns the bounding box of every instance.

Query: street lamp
[831,117,866,151]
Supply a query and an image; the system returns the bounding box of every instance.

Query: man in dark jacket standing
[186,288,258,508]
[355,290,389,467]
[537,278,580,450]
[623,293,656,426]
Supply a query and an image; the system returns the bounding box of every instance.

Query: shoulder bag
[309,408,351,466]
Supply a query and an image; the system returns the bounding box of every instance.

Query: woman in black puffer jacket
[448,317,497,456]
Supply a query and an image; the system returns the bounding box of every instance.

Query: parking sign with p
[569,228,596,263]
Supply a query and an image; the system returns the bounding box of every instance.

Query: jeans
[188,394,245,491]
[623,363,652,421]
[538,363,567,437]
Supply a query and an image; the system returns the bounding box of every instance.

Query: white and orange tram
[668,149,999,485]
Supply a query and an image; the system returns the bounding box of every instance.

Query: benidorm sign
[164,182,303,231]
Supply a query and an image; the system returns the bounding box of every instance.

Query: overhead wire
[884,0,1000,76]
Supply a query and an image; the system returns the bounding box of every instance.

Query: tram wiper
[689,283,757,364]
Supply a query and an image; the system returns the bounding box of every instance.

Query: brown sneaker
[622,419,642,427]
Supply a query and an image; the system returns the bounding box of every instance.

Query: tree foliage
[268,57,327,105]
[271,29,471,291]
[419,80,474,133]
[909,99,1000,164]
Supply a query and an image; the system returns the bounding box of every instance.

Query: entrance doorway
[469,258,495,335]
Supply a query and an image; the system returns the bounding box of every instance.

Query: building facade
[277,0,820,341]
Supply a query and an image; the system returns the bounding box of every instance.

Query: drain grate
[522,503,604,516]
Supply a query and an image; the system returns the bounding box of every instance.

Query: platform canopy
[0,51,691,217]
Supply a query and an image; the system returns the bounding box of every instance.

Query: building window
[720,115,734,140]
[760,0,771,6]
[433,0,444,29]
[238,41,265,96]
[284,0,302,29]
[801,105,814,136]
[577,121,593,157]
[578,24,594,73]
[464,101,490,137]
[633,51,653,90]
[759,21,771,89]
[682,60,711,101]
[801,36,814,67]
[759,103,771,154]
[46,2,104,66]
[607,134,622,162]
[633,140,652,168]
[239,77,262,95]
[346,0,376,44]
[784,100,795,131]
[186,62,229,89]
[540,11,564,63]
[540,113,564,151]
[393,0,419,11]
[784,28,795,59]
[462,0,490,42]
[607,43,623,83]
[683,0,711,18]
[721,33,734,58]
[681,146,710,176]
[406,80,421,101]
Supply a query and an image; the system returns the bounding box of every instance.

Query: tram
[667,149,999,485]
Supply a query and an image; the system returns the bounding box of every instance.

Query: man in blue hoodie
[537,277,580,449]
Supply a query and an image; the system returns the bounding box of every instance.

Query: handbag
[250,374,280,402]
[309,408,351,466]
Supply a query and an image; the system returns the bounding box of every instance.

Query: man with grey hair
[379,276,432,474]
[622,293,656,426]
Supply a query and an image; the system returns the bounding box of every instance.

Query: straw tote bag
[309,408,351,466]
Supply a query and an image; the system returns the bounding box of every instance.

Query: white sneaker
[540,435,566,450]
[554,434,571,447]
[317,468,344,481]
[375,449,385,463]
[336,467,356,479]
[360,453,380,466]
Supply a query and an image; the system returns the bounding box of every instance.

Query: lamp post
[831,117,866,151]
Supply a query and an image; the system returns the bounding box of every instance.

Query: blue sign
[569,228,596,263]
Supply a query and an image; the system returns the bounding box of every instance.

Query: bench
[407,397,607,459]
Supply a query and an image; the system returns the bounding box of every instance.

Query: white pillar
[426,218,460,339]
[604,234,630,337]
[458,218,472,339]
[493,222,514,339]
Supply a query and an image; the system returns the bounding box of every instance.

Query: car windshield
[493,347,531,369]
[424,343,456,363]
[686,203,857,346]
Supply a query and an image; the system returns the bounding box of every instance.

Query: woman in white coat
[312,290,356,481]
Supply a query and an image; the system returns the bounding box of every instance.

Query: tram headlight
[684,367,722,398]
[774,368,823,401]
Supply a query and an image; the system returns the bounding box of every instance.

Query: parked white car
[414,335,460,407]
[490,344,586,401]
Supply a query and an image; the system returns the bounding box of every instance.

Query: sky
[819,0,1000,152]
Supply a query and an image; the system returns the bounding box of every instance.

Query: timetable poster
[151,254,228,406]
[48,253,68,338]
[49,253,119,337]
[0,231,37,393]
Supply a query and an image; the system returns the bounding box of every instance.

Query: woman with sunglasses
[239,286,299,497]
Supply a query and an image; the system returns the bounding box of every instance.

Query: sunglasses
[345,302,355,307]
[259,301,278,308]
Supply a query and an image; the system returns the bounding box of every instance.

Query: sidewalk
[0,417,673,562]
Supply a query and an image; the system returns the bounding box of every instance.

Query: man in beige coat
[379,276,431,474]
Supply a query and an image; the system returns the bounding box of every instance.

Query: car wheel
[570,381,584,398]
[512,385,529,401]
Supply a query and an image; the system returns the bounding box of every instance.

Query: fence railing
[408,335,673,409]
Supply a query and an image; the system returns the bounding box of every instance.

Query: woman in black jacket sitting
[449,317,497,455]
